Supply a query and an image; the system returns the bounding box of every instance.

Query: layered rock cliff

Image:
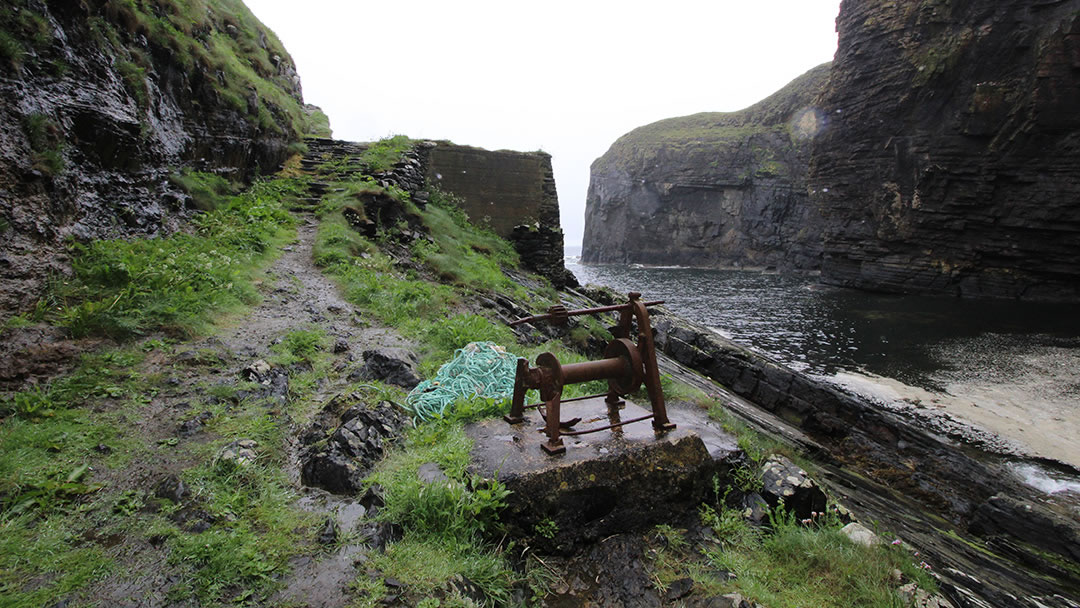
[809,0,1080,299]
[582,63,830,270]
[0,0,324,315]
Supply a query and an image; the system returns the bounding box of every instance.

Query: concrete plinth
[466,397,739,553]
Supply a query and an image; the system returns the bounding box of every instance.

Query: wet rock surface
[652,315,1080,606]
[300,394,410,494]
[759,455,827,520]
[0,2,309,316]
[809,1,1080,300]
[352,347,421,390]
[545,534,663,606]
[467,396,740,554]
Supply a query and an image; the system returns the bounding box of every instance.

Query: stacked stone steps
[293,137,371,209]
[298,136,430,203]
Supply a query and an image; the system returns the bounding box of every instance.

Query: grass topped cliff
[597,62,830,166]
[0,0,322,138]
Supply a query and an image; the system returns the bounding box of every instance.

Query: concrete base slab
[466,397,739,553]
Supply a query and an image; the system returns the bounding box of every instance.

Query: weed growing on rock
[683,499,938,607]
[169,169,237,212]
[271,327,329,365]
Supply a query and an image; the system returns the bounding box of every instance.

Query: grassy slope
[592,62,831,172]
[0,0,322,141]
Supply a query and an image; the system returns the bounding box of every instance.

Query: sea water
[565,249,1080,490]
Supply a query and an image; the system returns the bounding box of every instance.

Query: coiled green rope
[405,341,519,421]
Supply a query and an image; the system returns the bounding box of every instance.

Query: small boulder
[178,411,213,436]
[300,400,409,494]
[841,522,882,547]
[759,455,827,520]
[898,583,957,608]
[238,360,290,404]
[417,462,449,484]
[317,517,339,545]
[241,359,272,382]
[704,593,753,608]
[352,348,421,389]
[665,577,694,601]
[218,439,258,467]
[154,474,187,503]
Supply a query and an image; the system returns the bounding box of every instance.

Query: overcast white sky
[244,1,842,247]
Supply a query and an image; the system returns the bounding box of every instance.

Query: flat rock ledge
[466,397,739,553]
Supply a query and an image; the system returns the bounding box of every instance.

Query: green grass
[359,135,413,173]
[646,501,938,608]
[305,106,332,138]
[707,401,796,464]
[0,510,114,608]
[116,58,148,109]
[416,188,526,296]
[0,1,50,70]
[23,112,64,176]
[270,326,329,366]
[43,176,301,339]
[0,347,160,606]
[362,418,515,605]
[161,458,317,604]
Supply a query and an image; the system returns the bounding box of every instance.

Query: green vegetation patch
[362,416,515,606]
[690,502,937,607]
[23,112,65,176]
[418,188,524,293]
[43,176,302,339]
[161,456,317,603]
[0,348,160,606]
[0,1,51,69]
[359,135,413,173]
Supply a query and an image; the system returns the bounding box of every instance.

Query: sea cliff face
[582,63,830,270]
[0,0,322,315]
[809,0,1080,299]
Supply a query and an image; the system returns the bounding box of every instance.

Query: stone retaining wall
[425,143,576,287]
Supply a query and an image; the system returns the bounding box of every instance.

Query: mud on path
[87,214,412,608]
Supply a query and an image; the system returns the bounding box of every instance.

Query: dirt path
[90,214,409,607]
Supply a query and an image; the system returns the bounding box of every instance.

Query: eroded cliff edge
[809,0,1080,300]
[0,0,326,315]
[582,63,830,270]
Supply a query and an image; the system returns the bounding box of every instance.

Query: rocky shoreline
[635,304,1080,606]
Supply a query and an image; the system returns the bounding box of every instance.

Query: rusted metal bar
[509,300,664,327]
[521,392,611,410]
[559,413,655,436]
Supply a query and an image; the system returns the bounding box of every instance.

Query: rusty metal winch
[504,292,675,454]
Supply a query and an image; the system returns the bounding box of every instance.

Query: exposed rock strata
[650,309,1080,604]
[809,0,1080,299]
[582,63,830,270]
[0,1,314,316]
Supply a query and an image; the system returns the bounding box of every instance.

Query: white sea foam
[1009,463,1080,495]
